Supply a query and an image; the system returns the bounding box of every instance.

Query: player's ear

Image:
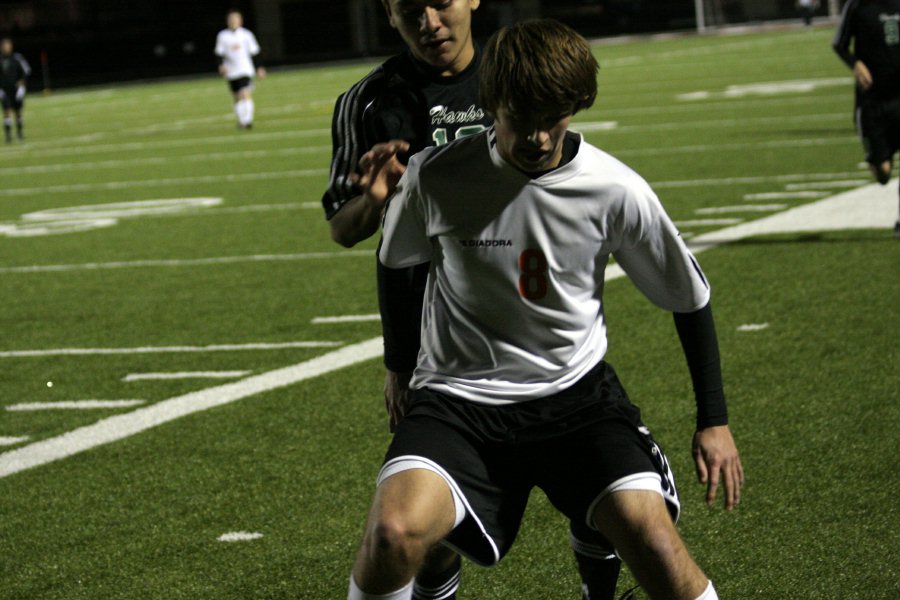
[381,0,398,28]
[469,0,481,11]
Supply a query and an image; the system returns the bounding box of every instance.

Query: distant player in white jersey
[215,9,265,129]
[347,20,743,600]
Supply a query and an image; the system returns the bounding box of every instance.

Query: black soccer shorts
[380,361,680,566]
[0,87,23,111]
[228,76,253,94]
[857,97,900,166]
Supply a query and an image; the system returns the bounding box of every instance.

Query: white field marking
[695,204,787,214]
[0,129,330,160]
[0,218,119,238]
[674,218,743,227]
[6,400,146,412]
[0,147,330,176]
[0,341,341,359]
[742,191,828,200]
[677,77,850,101]
[0,169,327,198]
[0,337,383,478]
[122,371,252,382]
[218,531,264,542]
[612,136,858,158]
[22,198,222,222]
[785,179,871,190]
[0,436,30,446]
[605,112,847,135]
[312,314,381,324]
[570,121,618,133]
[652,171,863,189]
[603,183,895,282]
[0,250,371,274]
[737,323,770,332]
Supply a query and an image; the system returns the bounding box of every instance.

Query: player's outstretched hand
[692,425,744,511]
[218,64,228,78]
[256,66,267,80]
[384,369,412,433]
[853,60,873,91]
[355,140,410,208]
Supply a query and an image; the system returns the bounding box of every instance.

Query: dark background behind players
[0,0,832,90]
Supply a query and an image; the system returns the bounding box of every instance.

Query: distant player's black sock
[412,554,460,600]
[15,117,23,140]
[575,550,622,600]
[3,118,10,143]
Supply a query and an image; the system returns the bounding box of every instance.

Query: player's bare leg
[350,469,457,599]
[2,107,11,143]
[592,490,715,600]
[233,87,254,129]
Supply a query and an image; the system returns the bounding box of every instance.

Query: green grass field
[1,26,898,599]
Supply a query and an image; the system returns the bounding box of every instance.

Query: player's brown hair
[479,19,598,118]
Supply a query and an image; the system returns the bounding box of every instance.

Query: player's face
[227,12,242,30]
[383,0,480,76]
[493,107,572,174]
[0,40,11,56]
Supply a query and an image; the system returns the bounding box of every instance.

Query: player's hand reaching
[256,66,267,80]
[853,60,873,91]
[384,369,412,433]
[692,425,744,511]
[355,140,410,209]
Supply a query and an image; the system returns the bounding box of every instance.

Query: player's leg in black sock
[570,525,623,600]
[15,111,23,140]
[412,546,461,600]
[3,117,10,143]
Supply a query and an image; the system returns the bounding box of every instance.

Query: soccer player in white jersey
[215,9,265,129]
[347,20,744,600]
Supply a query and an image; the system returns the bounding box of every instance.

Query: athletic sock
[348,575,413,600]
[233,102,242,126]
[245,98,254,126]
[694,580,719,600]
[15,117,22,139]
[570,531,622,600]
[3,118,10,142]
[413,554,461,600]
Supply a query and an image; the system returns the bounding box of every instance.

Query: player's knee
[368,512,430,563]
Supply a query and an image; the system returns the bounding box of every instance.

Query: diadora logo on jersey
[458,239,513,248]
[430,104,486,125]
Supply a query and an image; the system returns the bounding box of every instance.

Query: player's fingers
[705,460,720,507]
[693,447,708,484]
[721,461,736,511]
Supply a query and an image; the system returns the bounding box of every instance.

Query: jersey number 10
[432,125,488,146]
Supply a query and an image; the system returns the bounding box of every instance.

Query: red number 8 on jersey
[518,248,548,300]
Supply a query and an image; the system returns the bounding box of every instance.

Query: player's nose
[419,7,442,33]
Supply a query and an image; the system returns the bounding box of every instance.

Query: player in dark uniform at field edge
[0,38,30,143]
[833,0,900,236]
[321,2,628,599]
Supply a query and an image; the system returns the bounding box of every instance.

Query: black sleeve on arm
[832,0,858,69]
[377,257,429,373]
[673,301,728,429]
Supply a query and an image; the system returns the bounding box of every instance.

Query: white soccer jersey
[380,129,711,405]
[215,27,259,80]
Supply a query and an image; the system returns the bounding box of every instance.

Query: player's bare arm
[331,140,410,247]
[853,60,873,91]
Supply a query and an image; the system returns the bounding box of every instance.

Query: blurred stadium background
[4,0,844,89]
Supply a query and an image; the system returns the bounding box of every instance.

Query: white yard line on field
[0,436,30,446]
[312,314,381,324]
[0,146,331,176]
[0,341,341,358]
[737,323,771,332]
[0,169,328,197]
[743,191,828,200]
[123,371,252,382]
[0,249,370,274]
[675,218,743,227]
[695,205,787,214]
[0,337,383,478]
[7,400,146,412]
[785,180,871,190]
[653,171,864,189]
